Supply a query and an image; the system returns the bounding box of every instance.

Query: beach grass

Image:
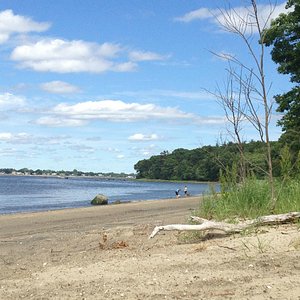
[195,177,300,221]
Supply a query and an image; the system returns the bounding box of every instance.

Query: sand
[0,196,299,300]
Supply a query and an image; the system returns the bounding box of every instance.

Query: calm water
[0,176,219,214]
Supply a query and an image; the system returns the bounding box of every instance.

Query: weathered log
[149,211,300,239]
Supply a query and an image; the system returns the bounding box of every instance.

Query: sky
[0,0,292,173]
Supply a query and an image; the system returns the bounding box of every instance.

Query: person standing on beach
[184,186,188,197]
[175,189,181,198]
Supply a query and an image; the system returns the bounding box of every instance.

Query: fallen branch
[149,211,300,239]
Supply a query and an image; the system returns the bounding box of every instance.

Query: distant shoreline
[0,173,132,180]
[0,173,217,184]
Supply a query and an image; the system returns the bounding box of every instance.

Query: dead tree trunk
[149,212,300,239]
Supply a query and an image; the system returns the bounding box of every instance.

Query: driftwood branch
[149,212,300,239]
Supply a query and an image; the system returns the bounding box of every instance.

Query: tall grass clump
[275,146,300,213]
[197,160,300,221]
[275,179,300,213]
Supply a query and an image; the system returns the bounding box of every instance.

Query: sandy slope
[0,197,299,299]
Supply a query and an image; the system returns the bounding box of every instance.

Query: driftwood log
[149,211,300,239]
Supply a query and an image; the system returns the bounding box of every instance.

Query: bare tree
[212,0,277,210]
[213,64,247,182]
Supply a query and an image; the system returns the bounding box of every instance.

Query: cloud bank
[10,39,168,73]
[0,93,26,110]
[0,9,50,43]
[35,100,196,126]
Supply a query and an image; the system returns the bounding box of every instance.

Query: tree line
[134,140,293,181]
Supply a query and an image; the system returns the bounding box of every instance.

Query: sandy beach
[0,196,299,300]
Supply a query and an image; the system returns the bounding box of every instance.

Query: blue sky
[0,0,291,173]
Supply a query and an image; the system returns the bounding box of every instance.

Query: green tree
[263,0,300,152]
[35,169,43,175]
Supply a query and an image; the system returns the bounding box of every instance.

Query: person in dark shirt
[175,188,181,198]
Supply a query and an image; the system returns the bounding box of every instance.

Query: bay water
[0,175,218,215]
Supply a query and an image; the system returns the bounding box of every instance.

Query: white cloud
[0,147,18,156]
[130,144,158,157]
[117,154,125,159]
[0,9,50,43]
[0,132,73,146]
[175,2,289,34]
[196,116,226,125]
[50,100,195,122]
[115,89,215,100]
[129,50,169,62]
[0,93,26,110]
[0,132,32,143]
[34,99,225,127]
[105,147,121,153]
[69,144,95,153]
[86,136,102,142]
[35,116,87,127]
[12,39,121,60]
[154,89,213,100]
[10,38,166,73]
[11,39,134,73]
[174,8,211,23]
[96,42,123,57]
[113,61,138,72]
[128,133,159,141]
[40,81,81,94]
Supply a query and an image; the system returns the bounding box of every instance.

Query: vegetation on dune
[198,168,300,221]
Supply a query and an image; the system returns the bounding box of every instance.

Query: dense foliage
[134,141,282,181]
[263,0,300,154]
